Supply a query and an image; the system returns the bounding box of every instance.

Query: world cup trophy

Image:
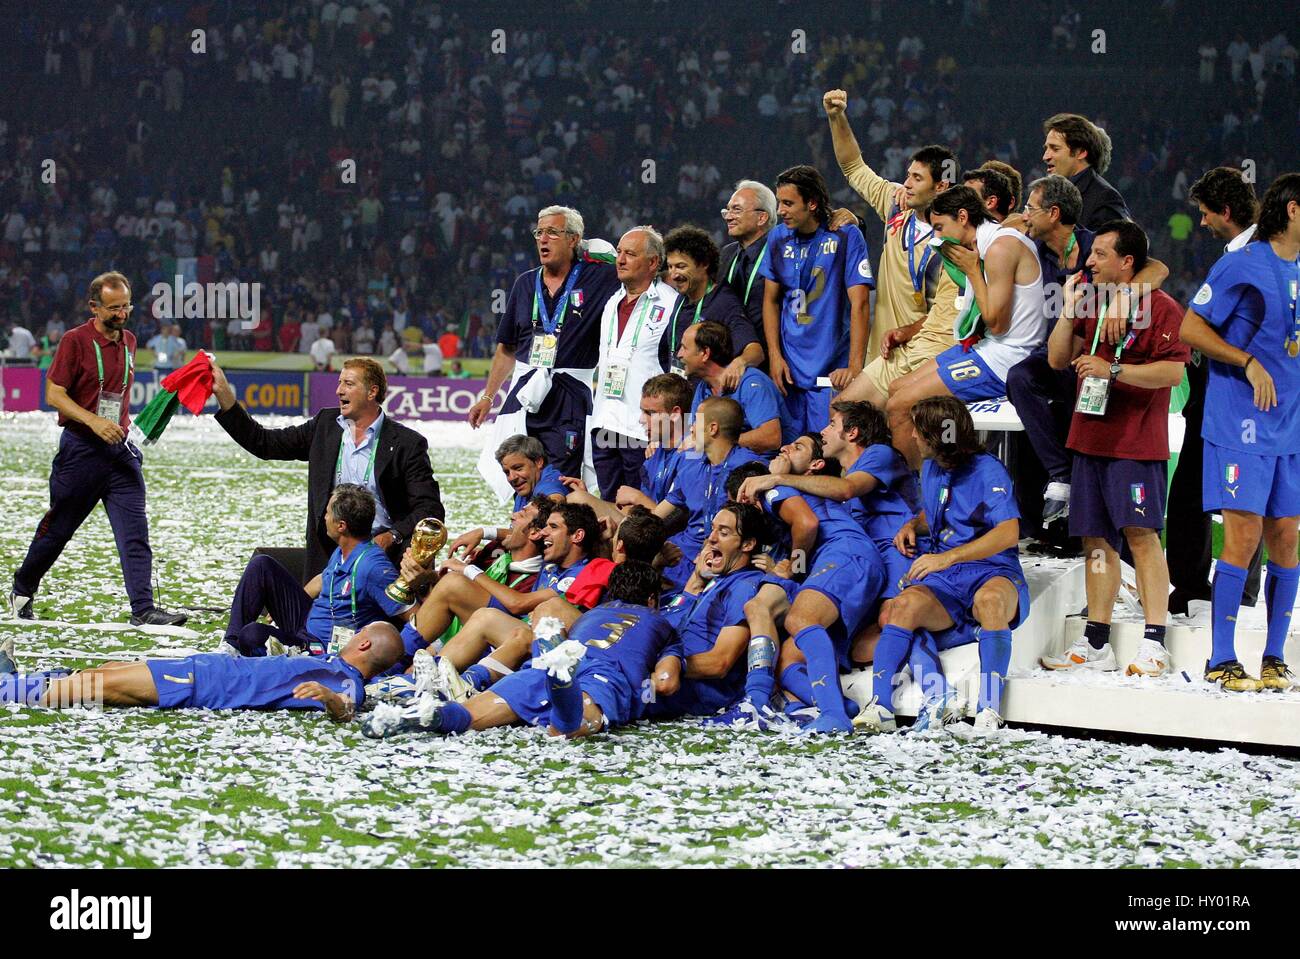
[385,517,448,604]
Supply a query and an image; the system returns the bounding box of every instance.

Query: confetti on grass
[1,414,1298,867]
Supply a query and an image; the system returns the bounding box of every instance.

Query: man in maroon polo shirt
[9,271,186,626]
[1041,221,1190,678]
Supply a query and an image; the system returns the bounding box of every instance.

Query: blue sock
[438,701,472,734]
[873,625,913,712]
[793,625,848,724]
[780,663,814,706]
[1211,561,1249,666]
[0,672,53,704]
[400,622,428,658]
[1264,563,1300,661]
[910,631,951,704]
[744,635,777,711]
[546,670,584,734]
[462,663,493,691]
[977,628,1012,714]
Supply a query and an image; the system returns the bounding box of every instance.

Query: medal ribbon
[531,262,583,336]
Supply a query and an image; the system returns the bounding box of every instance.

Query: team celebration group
[4,89,1299,741]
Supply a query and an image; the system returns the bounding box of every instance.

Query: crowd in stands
[2,1,1295,370]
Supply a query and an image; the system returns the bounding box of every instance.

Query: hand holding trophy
[385,517,448,604]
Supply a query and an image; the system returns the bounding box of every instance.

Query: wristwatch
[1109,361,1122,380]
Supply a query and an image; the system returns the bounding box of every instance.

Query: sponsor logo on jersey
[1193,283,1212,306]
[570,290,584,307]
[1225,463,1239,484]
[1130,483,1145,505]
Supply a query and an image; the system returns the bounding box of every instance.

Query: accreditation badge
[601,363,629,399]
[1075,375,1111,416]
[328,625,356,657]
[528,334,558,368]
[96,389,125,425]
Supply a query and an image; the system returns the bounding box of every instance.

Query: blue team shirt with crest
[847,444,921,551]
[758,222,874,387]
[920,453,1021,572]
[304,543,405,644]
[1192,242,1300,454]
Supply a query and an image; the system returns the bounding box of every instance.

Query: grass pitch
[2,413,1298,868]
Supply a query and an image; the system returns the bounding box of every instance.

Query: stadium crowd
[2,1,1295,372]
[2,2,1299,734]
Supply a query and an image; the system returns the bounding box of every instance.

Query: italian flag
[127,351,217,448]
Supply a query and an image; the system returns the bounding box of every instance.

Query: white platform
[841,553,1300,749]
[811,382,1186,452]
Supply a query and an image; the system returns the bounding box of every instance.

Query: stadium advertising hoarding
[308,373,503,421]
[0,367,306,415]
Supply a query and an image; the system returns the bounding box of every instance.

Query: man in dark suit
[1042,112,1131,230]
[210,357,443,580]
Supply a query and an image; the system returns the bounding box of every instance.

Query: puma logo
[1134,507,1146,516]
[1227,485,1239,498]
[810,676,828,688]
[1161,332,1172,340]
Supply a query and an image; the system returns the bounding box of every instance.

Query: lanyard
[670,282,713,352]
[532,262,583,335]
[693,282,713,325]
[92,339,132,392]
[1266,248,1300,357]
[1060,231,1077,269]
[1088,298,1136,360]
[328,543,372,626]
[336,417,382,484]
[609,288,655,349]
[904,214,935,293]
[727,242,768,303]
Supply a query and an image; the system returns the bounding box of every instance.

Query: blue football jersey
[759,223,874,387]
[763,484,876,568]
[665,445,764,557]
[567,601,683,686]
[536,557,591,594]
[847,444,920,550]
[640,446,681,503]
[658,568,766,710]
[514,464,567,511]
[304,543,406,643]
[1192,242,1300,454]
[690,367,795,445]
[920,453,1021,570]
[192,653,366,711]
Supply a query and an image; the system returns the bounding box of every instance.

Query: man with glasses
[720,181,779,340]
[469,206,620,486]
[10,271,188,626]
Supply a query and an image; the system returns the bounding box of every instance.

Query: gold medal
[543,334,557,350]
[913,290,925,310]
[1288,339,1299,358]
[796,313,814,326]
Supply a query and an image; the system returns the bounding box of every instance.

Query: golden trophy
[385,517,448,604]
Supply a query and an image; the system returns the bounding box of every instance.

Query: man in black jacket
[211,357,443,579]
[1042,113,1131,230]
